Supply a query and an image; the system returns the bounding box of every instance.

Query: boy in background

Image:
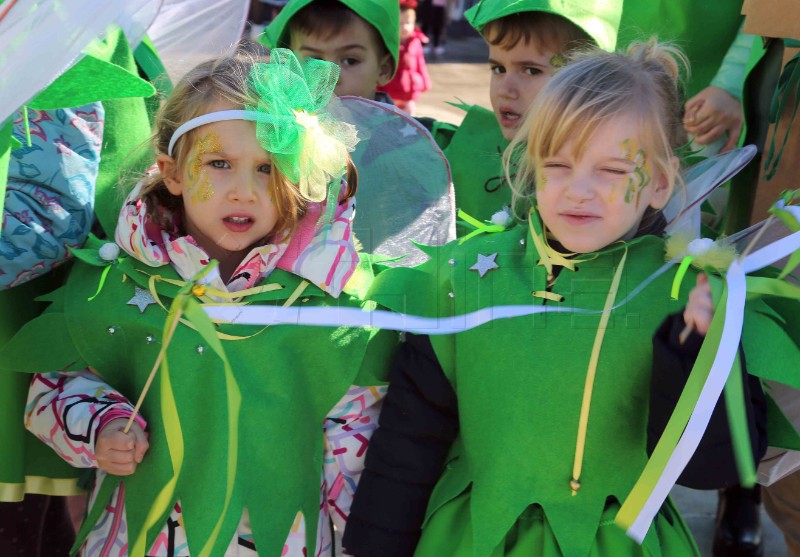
[428,0,621,225]
[260,0,399,101]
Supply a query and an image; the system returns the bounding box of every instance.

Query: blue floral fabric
[1,103,104,288]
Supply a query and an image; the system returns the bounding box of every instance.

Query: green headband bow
[247,48,359,202]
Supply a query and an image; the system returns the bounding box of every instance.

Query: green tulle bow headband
[168,49,359,202]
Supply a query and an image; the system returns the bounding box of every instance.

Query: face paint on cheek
[187,132,223,204]
[621,139,652,209]
[549,53,567,69]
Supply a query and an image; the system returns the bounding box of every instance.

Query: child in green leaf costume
[427,0,623,229]
[343,41,800,557]
[2,46,397,556]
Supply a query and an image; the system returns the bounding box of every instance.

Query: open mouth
[499,110,521,126]
[223,216,254,232]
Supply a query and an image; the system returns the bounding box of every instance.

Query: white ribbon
[625,229,800,542]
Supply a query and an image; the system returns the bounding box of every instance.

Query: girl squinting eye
[209,159,230,169]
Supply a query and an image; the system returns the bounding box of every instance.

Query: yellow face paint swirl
[621,139,652,209]
[187,132,223,204]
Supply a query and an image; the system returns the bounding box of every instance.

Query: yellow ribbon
[527,209,587,276]
[570,246,628,495]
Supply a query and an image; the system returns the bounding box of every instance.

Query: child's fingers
[130,425,150,464]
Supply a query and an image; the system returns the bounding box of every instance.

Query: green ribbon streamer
[723,353,756,487]
[0,120,12,227]
[86,264,114,301]
[21,106,31,147]
[764,51,800,180]
[127,262,241,557]
[457,209,506,244]
[617,276,727,529]
[671,256,694,300]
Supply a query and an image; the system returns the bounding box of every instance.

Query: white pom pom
[490,208,512,227]
[687,238,714,256]
[99,242,120,261]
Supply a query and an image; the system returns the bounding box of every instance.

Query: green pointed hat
[260,0,400,76]
[465,0,622,52]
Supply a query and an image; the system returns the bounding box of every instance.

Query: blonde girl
[343,41,769,557]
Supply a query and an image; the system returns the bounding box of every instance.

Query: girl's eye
[602,168,628,176]
[490,65,505,75]
[543,162,569,170]
[523,67,542,76]
[209,160,230,169]
[258,164,272,174]
[341,57,360,67]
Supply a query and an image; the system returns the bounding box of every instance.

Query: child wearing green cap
[260,0,398,101]
[431,0,621,228]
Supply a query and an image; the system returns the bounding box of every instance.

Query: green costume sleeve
[710,27,759,100]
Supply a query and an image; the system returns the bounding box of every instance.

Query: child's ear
[376,53,393,87]
[157,154,183,196]
[649,155,678,210]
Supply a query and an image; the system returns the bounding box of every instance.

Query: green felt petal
[765,391,800,451]
[0,310,85,375]
[28,54,155,110]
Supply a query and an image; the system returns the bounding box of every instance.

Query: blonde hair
[506,39,688,222]
[137,42,357,240]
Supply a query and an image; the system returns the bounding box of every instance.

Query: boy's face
[290,18,393,99]
[488,38,558,141]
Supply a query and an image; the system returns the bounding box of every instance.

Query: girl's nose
[565,174,595,201]
[228,174,258,203]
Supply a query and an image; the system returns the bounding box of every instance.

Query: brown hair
[138,41,357,241]
[482,11,593,54]
[287,0,389,60]
[507,39,689,219]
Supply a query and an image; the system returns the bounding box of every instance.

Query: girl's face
[536,113,674,253]
[159,111,279,261]
[400,9,416,41]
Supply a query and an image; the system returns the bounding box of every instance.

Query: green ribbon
[616,274,726,530]
[0,120,12,227]
[724,353,756,487]
[671,255,694,300]
[764,51,800,180]
[457,209,507,244]
[768,191,800,279]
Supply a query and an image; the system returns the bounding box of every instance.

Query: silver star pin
[127,286,156,313]
[470,252,499,278]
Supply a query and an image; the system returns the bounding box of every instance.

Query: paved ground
[416,31,787,557]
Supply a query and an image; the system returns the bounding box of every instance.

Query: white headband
[167,110,270,157]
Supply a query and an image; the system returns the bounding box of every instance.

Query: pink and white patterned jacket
[26,183,386,557]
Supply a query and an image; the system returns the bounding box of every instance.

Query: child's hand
[683,273,714,336]
[95,418,149,475]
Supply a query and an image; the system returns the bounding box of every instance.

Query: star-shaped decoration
[470,252,499,278]
[127,286,157,313]
[399,123,417,138]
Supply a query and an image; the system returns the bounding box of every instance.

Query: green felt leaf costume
[260,0,400,77]
[366,215,800,556]
[439,0,623,234]
[0,27,164,501]
[0,237,396,555]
